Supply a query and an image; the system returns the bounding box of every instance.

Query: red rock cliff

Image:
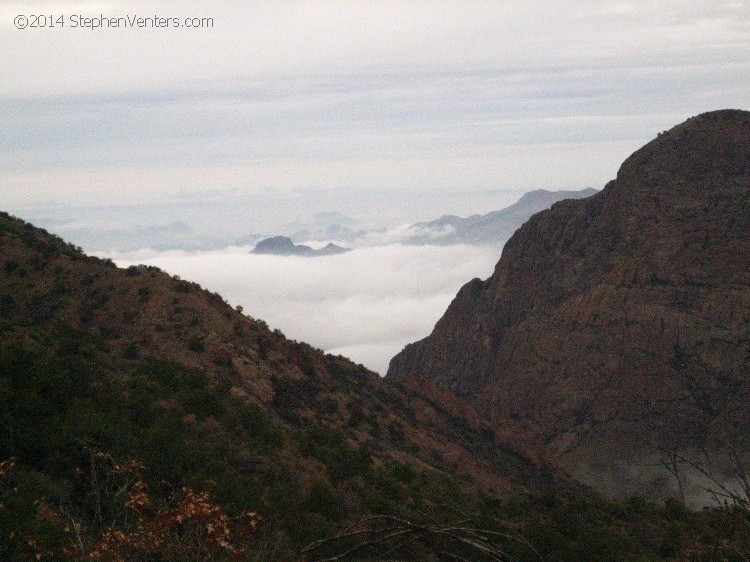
[388,110,750,502]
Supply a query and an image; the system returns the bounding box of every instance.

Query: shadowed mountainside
[0,209,558,557]
[388,110,750,504]
[2,112,750,558]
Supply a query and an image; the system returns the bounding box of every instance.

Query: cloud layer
[114,243,500,374]
[2,1,749,213]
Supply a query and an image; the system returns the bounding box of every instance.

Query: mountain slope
[1,183,748,557]
[388,110,750,503]
[0,210,555,556]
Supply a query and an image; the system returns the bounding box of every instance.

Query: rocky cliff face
[388,110,750,503]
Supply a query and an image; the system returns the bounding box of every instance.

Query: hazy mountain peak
[406,187,598,246]
[251,235,351,256]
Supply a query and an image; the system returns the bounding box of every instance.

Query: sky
[2,1,749,372]
[2,1,749,224]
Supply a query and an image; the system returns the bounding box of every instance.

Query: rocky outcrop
[251,235,351,256]
[388,110,750,503]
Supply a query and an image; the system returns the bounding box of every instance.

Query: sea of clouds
[113,243,500,375]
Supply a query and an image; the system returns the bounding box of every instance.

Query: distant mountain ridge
[284,211,366,243]
[388,110,750,504]
[239,188,598,249]
[251,235,352,256]
[406,188,598,246]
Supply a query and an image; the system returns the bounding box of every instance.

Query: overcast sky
[2,0,749,226]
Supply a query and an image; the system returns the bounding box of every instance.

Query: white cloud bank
[114,243,500,374]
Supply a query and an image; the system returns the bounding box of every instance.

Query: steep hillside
[1,207,748,558]
[389,110,750,503]
[0,210,557,558]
